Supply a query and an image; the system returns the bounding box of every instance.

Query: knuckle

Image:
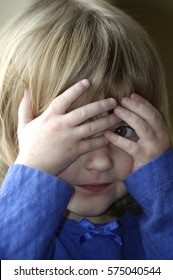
[89,122,97,134]
[89,138,97,150]
[79,107,88,120]
[140,122,152,136]
[150,109,159,120]
[57,94,68,105]
[49,98,58,110]
[41,110,53,124]
[41,112,50,123]
[42,114,62,132]
[125,140,134,151]
[125,140,137,154]
[47,99,58,115]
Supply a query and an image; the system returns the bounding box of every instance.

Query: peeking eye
[112,125,137,140]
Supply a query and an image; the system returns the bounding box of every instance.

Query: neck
[65,210,118,224]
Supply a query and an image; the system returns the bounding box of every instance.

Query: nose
[85,146,114,172]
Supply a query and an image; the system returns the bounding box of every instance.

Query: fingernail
[109,98,116,105]
[121,97,129,104]
[130,93,138,99]
[114,106,123,113]
[81,79,90,87]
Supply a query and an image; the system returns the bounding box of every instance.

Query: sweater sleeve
[124,148,173,259]
[0,164,73,260]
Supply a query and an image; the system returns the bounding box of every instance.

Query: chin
[67,189,121,219]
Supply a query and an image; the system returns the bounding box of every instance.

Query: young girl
[0,0,172,260]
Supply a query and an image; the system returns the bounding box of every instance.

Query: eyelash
[112,125,137,139]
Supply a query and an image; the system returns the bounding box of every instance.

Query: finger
[104,130,137,157]
[77,113,120,138]
[48,79,91,115]
[79,136,109,154]
[120,94,164,130]
[68,98,117,126]
[18,90,34,132]
[114,106,155,140]
[130,93,161,115]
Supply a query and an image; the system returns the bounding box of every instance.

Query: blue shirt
[0,149,173,260]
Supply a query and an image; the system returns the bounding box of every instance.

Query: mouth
[76,183,112,193]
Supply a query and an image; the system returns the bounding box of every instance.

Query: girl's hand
[104,93,171,172]
[15,80,118,176]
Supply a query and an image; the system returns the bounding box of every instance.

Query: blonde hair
[0,0,169,183]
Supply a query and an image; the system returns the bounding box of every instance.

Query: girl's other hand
[104,93,171,172]
[15,80,118,176]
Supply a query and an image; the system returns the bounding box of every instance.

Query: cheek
[122,156,134,177]
[58,163,79,184]
[123,155,134,172]
[112,148,134,180]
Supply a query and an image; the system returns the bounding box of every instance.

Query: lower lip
[78,184,111,193]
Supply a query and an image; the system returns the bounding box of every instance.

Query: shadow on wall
[110,0,173,130]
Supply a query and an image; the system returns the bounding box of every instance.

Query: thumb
[18,89,34,131]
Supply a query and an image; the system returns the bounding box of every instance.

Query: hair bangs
[45,9,134,111]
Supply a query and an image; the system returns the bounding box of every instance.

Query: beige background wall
[0,0,173,129]
[0,0,32,26]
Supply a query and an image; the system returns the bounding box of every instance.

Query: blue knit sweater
[0,149,173,260]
